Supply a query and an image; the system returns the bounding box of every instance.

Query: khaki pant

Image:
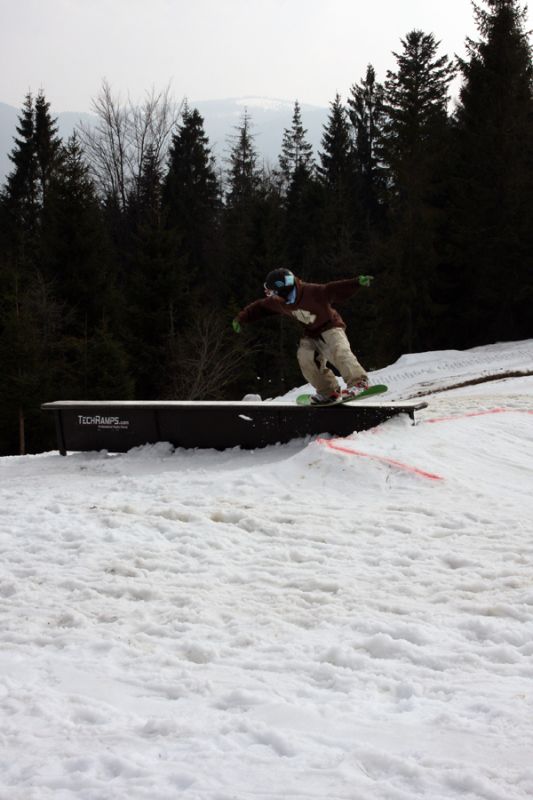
[297,327,367,394]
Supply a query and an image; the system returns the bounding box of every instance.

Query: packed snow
[1,340,533,800]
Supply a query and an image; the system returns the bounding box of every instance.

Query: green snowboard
[296,384,388,406]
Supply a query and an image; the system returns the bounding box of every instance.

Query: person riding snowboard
[232,268,373,405]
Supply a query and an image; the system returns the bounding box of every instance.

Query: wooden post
[18,407,25,455]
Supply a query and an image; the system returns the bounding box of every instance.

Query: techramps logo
[77,414,130,431]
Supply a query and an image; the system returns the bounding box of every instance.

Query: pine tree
[161,108,223,397]
[222,110,264,304]
[450,0,533,345]
[381,31,454,192]
[318,94,354,189]
[4,93,36,201]
[378,30,454,356]
[2,93,39,262]
[0,94,133,451]
[164,106,219,216]
[126,143,184,397]
[0,92,68,453]
[2,90,63,262]
[33,90,63,205]
[347,65,386,229]
[39,134,133,407]
[226,110,262,207]
[222,112,294,396]
[136,144,163,226]
[279,101,314,184]
[163,106,220,288]
[276,102,319,276]
[40,134,115,333]
[316,94,360,279]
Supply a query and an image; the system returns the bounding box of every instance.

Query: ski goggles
[264,274,295,296]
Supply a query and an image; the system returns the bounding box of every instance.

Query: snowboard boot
[342,378,370,398]
[310,390,341,405]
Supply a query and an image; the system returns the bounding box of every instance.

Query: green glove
[358,275,374,287]
[232,319,241,334]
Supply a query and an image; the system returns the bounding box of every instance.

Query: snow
[1,340,533,799]
[233,96,294,112]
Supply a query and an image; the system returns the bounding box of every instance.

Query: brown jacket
[236,277,361,339]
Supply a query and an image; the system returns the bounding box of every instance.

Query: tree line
[0,0,532,455]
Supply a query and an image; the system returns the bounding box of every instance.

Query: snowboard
[296,384,388,407]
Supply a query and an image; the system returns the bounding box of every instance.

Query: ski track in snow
[1,343,533,799]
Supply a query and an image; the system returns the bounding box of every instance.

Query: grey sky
[1,0,478,111]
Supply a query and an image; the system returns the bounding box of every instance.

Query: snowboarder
[232,268,374,405]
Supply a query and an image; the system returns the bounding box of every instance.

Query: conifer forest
[0,0,532,455]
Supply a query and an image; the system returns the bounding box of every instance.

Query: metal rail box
[41,399,427,454]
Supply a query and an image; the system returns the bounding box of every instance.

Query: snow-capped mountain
[194,96,327,165]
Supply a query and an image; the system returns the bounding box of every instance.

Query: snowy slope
[1,341,533,800]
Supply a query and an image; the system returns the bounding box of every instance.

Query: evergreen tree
[2,90,63,263]
[222,110,264,304]
[317,94,360,279]
[450,0,533,345]
[163,106,220,290]
[381,32,454,183]
[33,90,63,206]
[4,93,36,202]
[282,160,322,278]
[279,101,315,184]
[347,65,386,229]
[126,144,183,397]
[378,30,454,356]
[222,113,294,396]
[2,93,39,265]
[40,134,113,330]
[226,110,262,207]
[277,101,319,277]
[0,92,68,453]
[136,144,163,226]
[318,94,354,189]
[0,95,131,452]
[55,138,132,403]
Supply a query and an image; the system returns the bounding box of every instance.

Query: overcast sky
[1,0,479,112]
